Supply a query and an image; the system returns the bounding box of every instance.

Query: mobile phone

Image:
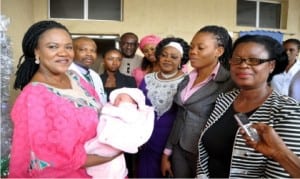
[234,113,260,141]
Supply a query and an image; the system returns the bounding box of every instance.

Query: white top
[289,70,300,102]
[271,59,300,96]
[119,54,143,76]
[69,63,106,103]
[144,72,185,118]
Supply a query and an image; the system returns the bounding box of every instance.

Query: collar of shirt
[74,62,89,75]
[189,62,220,86]
[181,62,220,102]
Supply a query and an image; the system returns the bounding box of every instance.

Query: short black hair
[120,32,139,42]
[155,37,189,69]
[102,47,122,58]
[283,38,300,50]
[232,35,288,82]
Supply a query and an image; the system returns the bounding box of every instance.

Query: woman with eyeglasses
[197,35,300,178]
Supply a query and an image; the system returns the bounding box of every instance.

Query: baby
[84,87,155,179]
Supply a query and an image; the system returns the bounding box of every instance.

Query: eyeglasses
[122,42,138,47]
[229,57,274,66]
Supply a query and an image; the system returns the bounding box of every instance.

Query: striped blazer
[197,89,300,178]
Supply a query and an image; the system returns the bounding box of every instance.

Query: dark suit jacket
[100,70,137,101]
[165,65,235,154]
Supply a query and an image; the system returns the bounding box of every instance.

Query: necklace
[160,70,178,79]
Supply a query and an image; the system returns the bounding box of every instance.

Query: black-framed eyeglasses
[229,57,274,66]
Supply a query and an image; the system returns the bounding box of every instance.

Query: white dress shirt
[271,59,300,96]
[69,63,106,103]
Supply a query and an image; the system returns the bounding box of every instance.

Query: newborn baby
[84,87,155,179]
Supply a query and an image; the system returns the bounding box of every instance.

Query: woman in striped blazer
[197,35,300,178]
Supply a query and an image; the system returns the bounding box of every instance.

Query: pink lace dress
[9,71,101,178]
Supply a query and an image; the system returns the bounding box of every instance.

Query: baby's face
[113,93,136,106]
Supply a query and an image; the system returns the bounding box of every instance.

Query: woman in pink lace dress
[8,20,120,178]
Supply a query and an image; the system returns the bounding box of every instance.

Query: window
[49,0,123,21]
[237,0,287,29]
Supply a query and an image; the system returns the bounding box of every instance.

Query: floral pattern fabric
[144,72,185,118]
[9,71,100,178]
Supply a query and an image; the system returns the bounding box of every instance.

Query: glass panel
[259,2,281,28]
[50,0,84,19]
[237,0,256,27]
[88,0,121,20]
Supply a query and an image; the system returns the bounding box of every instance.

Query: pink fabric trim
[9,78,99,177]
[163,148,173,156]
[132,67,147,87]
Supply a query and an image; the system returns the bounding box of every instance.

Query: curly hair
[155,37,189,69]
[14,20,71,90]
[232,35,288,82]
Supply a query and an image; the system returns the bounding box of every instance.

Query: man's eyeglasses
[122,42,138,47]
[229,57,274,66]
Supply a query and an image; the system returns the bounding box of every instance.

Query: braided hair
[198,25,233,69]
[14,20,71,90]
[155,37,189,69]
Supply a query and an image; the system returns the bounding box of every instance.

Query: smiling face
[159,46,182,74]
[189,32,224,70]
[120,34,139,58]
[34,28,74,75]
[73,38,97,68]
[141,44,157,63]
[230,42,275,90]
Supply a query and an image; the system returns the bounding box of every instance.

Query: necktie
[84,71,94,86]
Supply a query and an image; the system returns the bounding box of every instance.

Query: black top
[100,70,136,101]
[202,104,256,178]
